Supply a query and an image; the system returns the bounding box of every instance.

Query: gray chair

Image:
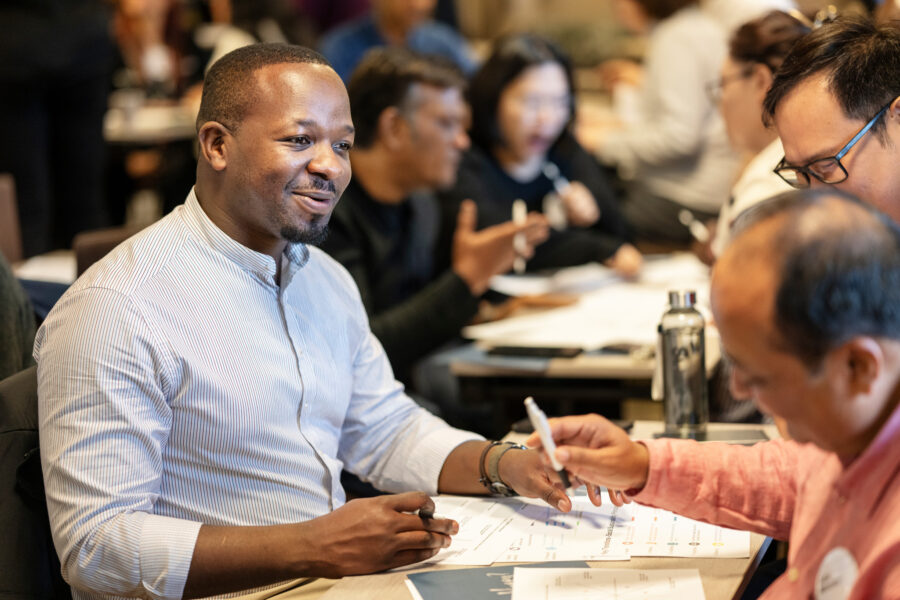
[0,366,70,599]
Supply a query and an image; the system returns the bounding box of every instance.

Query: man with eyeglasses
[761,15,900,221]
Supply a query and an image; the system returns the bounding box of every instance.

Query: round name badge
[815,546,859,600]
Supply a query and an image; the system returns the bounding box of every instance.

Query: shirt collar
[182,188,310,284]
[834,398,900,513]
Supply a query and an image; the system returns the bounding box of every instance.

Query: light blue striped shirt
[34,189,479,600]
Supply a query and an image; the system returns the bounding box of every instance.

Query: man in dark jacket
[321,48,548,390]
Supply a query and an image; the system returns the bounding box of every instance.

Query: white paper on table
[424,496,523,566]
[421,496,632,567]
[625,504,750,558]
[464,254,712,350]
[637,252,710,287]
[511,567,706,600]
[489,263,619,297]
[496,497,631,563]
[13,250,77,284]
[462,284,686,349]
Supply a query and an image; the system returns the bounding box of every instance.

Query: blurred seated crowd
[3,0,900,598]
[1,0,898,405]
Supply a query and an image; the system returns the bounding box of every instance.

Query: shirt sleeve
[329,266,482,494]
[632,438,805,541]
[35,287,201,599]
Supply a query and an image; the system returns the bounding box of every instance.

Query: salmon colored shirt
[635,404,900,599]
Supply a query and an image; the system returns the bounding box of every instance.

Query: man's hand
[524,414,650,506]
[497,448,572,512]
[184,492,457,597]
[296,492,457,578]
[558,181,600,228]
[604,243,643,278]
[453,199,549,295]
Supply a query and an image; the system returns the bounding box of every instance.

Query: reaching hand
[297,491,458,577]
[495,448,572,512]
[524,414,650,506]
[452,199,549,295]
[604,243,643,278]
[558,181,600,228]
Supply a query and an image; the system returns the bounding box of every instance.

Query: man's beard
[281,222,329,246]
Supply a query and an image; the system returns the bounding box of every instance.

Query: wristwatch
[479,441,526,497]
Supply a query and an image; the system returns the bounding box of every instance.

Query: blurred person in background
[439,33,642,278]
[318,0,475,82]
[701,0,796,34]
[699,10,810,263]
[592,0,740,247]
[0,0,114,257]
[321,48,548,401]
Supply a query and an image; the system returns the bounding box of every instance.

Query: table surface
[104,103,196,144]
[307,421,779,600]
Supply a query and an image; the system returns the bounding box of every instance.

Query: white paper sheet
[13,250,77,284]
[496,497,631,562]
[426,496,523,565]
[421,495,749,567]
[489,263,619,297]
[511,567,706,600]
[464,253,711,350]
[625,504,750,558]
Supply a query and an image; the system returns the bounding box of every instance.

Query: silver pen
[524,396,571,489]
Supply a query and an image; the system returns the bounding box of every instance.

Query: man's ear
[888,96,900,132]
[839,336,885,396]
[197,121,231,171]
[890,96,900,119]
[378,106,409,151]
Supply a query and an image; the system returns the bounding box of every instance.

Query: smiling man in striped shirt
[34,43,570,600]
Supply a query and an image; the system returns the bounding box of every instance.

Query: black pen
[417,507,446,520]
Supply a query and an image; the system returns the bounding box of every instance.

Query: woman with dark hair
[704,10,810,260]
[593,0,740,246]
[438,33,642,277]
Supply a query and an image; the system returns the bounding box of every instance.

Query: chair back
[0,174,23,264]
[72,226,142,277]
[0,366,71,599]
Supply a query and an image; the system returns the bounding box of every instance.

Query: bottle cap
[667,290,697,308]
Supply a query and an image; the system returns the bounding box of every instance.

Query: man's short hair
[196,43,330,132]
[732,189,900,368]
[762,15,900,138]
[347,47,466,149]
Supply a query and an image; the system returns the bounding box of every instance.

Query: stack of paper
[466,254,712,350]
[424,495,749,567]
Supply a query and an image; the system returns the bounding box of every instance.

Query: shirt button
[787,567,799,582]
